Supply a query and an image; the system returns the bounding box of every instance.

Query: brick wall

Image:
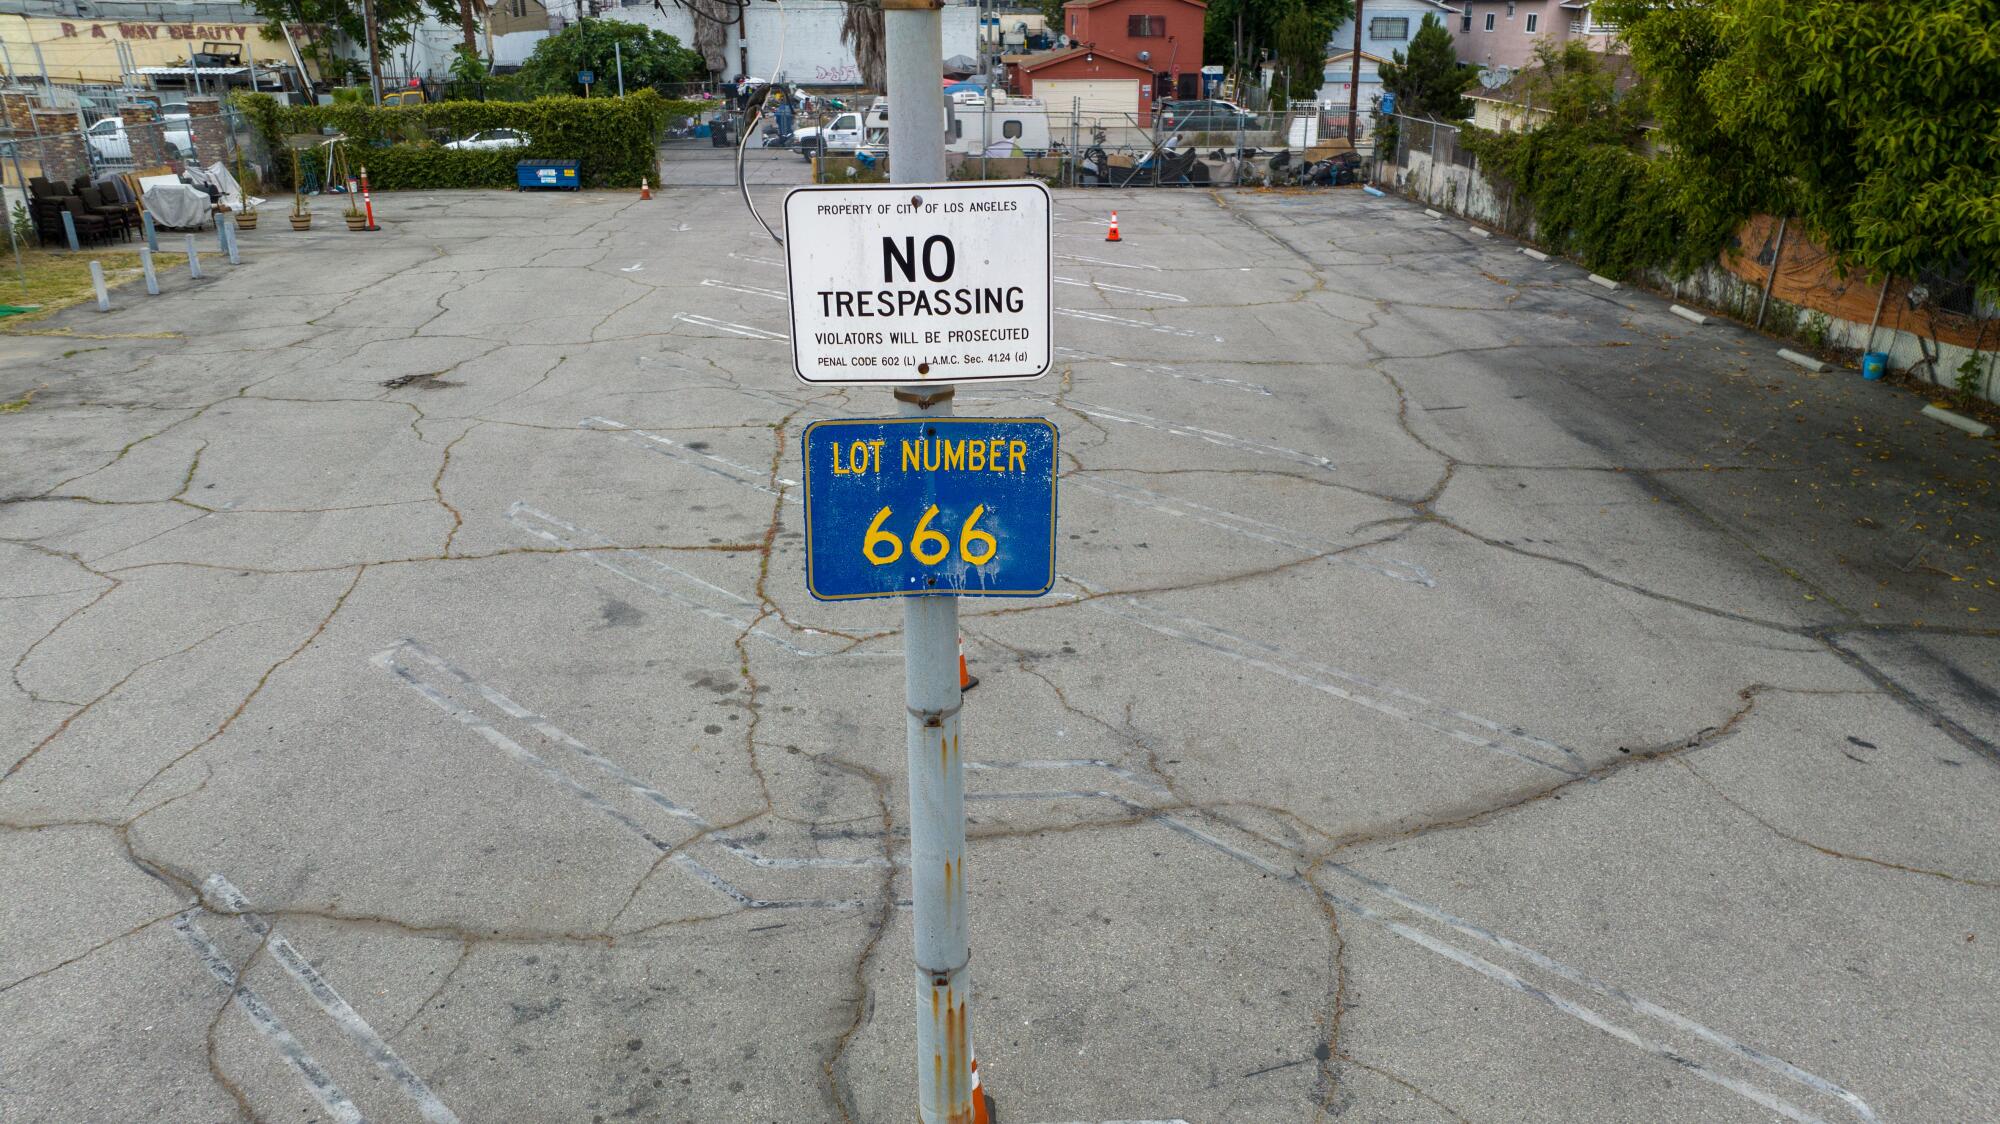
[120,103,169,170]
[185,96,226,166]
[2,89,42,133]
[29,108,90,185]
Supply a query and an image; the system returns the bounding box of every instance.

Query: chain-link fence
[1372,112,1482,209]
[5,104,266,252]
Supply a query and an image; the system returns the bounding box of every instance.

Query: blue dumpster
[516,159,581,191]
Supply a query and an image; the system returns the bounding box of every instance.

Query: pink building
[1450,0,1620,74]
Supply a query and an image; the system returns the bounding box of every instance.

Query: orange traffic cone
[1104,210,1121,242]
[639,177,653,200]
[971,1056,992,1124]
[959,636,978,693]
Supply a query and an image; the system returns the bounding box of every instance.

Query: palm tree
[689,0,729,75]
[840,0,886,89]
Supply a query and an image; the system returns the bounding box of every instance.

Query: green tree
[1039,0,1067,43]
[449,44,489,85]
[516,20,705,96]
[1605,0,2000,293]
[249,0,457,79]
[1375,13,1474,121]
[1203,0,1351,100]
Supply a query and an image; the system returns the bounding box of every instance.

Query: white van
[947,95,1052,156]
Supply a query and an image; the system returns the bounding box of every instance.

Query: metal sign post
[783,5,1050,1115]
[883,5,975,1119]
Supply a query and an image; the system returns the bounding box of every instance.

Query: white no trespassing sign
[783,181,1052,385]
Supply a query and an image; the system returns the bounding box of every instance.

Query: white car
[444,128,529,151]
[84,116,193,163]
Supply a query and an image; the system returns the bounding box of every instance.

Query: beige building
[2,7,317,86]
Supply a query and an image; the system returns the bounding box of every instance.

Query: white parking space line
[1323,864,1882,1124]
[962,394,1334,471]
[1052,346,1271,397]
[394,641,892,871]
[1080,589,1587,778]
[172,911,366,1124]
[1157,815,1878,1124]
[1070,474,1433,587]
[1056,307,1222,342]
[375,643,878,911]
[1057,252,1163,271]
[700,278,788,301]
[581,416,799,501]
[673,313,788,341]
[1052,277,1189,302]
[372,632,1877,1124]
[202,876,462,1124]
[504,502,833,657]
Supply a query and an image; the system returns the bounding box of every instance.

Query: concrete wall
[1378,149,2000,407]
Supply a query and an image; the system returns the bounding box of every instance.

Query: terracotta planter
[289,212,313,231]
[236,211,259,231]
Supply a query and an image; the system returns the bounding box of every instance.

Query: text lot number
[864,505,999,567]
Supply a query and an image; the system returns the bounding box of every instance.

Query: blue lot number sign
[803,417,1057,600]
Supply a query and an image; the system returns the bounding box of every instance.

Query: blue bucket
[1862,351,1887,380]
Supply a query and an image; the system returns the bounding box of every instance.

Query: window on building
[1003,119,1023,138]
[1369,16,1410,40]
[1127,14,1166,37]
[1484,12,1496,30]
[1461,13,1473,31]
[1525,12,1538,31]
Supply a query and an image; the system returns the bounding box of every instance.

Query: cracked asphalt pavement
[3,185,1998,1124]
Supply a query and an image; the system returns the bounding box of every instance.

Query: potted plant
[234,149,259,230]
[344,196,367,231]
[288,148,312,230]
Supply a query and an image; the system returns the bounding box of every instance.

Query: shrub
[233,89,700,189]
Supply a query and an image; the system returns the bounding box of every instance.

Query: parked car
[443,128,529,151]
[1160,99,1259,132]
[84,116,193,163]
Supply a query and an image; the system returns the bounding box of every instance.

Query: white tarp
[142,183,211,228]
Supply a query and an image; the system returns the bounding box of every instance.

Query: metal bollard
[185,234,202,279]
[139,247,160,294]
[60,210,79,252]
[142,211,159,253]
[88,261,109,311]
[222,215,240,265]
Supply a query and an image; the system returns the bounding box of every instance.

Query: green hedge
[233,89,704,190]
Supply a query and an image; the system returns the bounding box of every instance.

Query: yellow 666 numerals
[863,505,998,567]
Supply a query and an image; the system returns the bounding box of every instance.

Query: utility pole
[880,3,978,1121]
[1233,3,1242,100]
[363,0,384,104]
[1347,0,1363,142]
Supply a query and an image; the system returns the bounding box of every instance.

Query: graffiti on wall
[813,63,860,83]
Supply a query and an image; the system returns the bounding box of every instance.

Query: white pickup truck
[84,114,194,164]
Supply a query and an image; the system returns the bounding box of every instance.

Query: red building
[1009,0,1206,127]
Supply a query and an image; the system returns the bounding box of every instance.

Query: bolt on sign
[783,182,1053,384]
[802,418,1057,600]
